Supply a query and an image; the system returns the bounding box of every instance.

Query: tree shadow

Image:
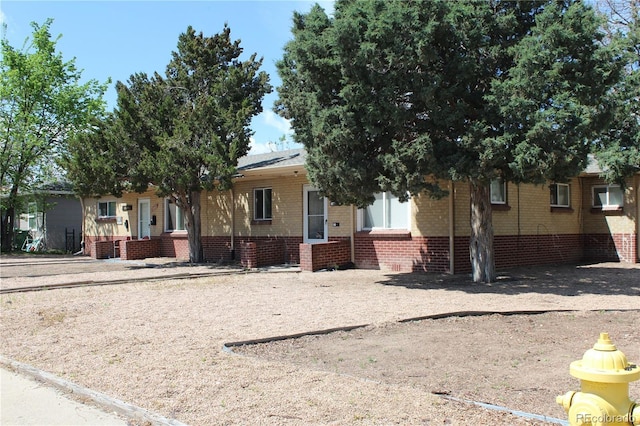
[376,263,640,297]
[123,259,242,271]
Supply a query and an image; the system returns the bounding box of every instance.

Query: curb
[222,323,370,351]
[0,265,300,294]
[223,308,640,353]
[222,308,640,425]
[0,356,188,426]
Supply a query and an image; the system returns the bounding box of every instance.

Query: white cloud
[262,110,292,136]
[248,136,275,155]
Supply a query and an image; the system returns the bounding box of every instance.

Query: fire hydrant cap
[570,333,640,383]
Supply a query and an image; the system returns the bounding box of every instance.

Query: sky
[0,0,334,154]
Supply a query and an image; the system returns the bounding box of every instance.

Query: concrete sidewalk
[0,367,128,426]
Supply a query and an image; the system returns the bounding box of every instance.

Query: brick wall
[84,235,98,258]
[120,238,161,260]
[300,239,351,272]
[354,232,450,273]
[92,240,114,259]
[160,233,190,260]
[234,236,302,265]
[582,233,637,263]
[256,239,286,267]
[355,232,585,273]
[453,234,584,273]
[203,236,233,263]
[237,239,287,268]
[494,234,583,269]
[238,242,257,268]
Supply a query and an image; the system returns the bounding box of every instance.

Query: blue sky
[0,1,333,154]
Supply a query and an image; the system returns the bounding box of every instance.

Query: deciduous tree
[0,19,107,251]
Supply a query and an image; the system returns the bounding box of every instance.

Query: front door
[138,198,151,239]
[303,185,327,243]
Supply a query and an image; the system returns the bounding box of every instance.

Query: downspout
[577,177,584,261]
[517,183,521,257]
[449,181,455,274]
[637,177,639,262]
[230,186,235,260]
[78,196,86,255]
[350,205,355,264]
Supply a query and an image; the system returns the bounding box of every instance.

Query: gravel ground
[1,254,639,425]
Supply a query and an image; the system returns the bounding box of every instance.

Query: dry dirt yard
[1,254,639,425]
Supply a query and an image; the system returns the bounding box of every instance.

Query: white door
[303,186,327,243]
[138,199,151,239]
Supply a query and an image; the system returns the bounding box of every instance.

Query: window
[254,188,272,220]
[98,201,116,218]
[592,185,623,208]
[27,202,38,230]
[550,183,570,207]
[490,179,507,204]
[165,198,185,231]
[363,192,409,230]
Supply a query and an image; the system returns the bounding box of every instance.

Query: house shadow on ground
[376,262,640,297]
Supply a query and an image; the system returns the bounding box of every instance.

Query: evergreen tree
[275,0,625,282]
[593,0,639,183]
[111,25,271,263]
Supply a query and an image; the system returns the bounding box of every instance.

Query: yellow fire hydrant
[557,332,639,425]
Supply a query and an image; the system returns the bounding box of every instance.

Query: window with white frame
[362,192,409,230]
[254,188,272,220]
[490,179,507,204]
[550,183,570,207]
[97,201,117,218]
[165,198,185,231]
[27,202,39,230]
[592,185,623,208]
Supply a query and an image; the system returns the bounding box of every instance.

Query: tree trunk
[1,205,16,252]
[469,179,496,283]
[1,186,20,252]
[183,190,203,264]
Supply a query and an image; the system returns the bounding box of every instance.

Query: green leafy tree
[111,25,271,263]
[61,115,130,250]
[0,19,108,251]
[276,0,624,282]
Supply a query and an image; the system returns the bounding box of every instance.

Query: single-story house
[82,149,639,272]
[10,181,83,253]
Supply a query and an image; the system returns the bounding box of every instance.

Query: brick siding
[91,240,114,259]
[300,238,351,272]
[354,232,450,273]
[355,233,585,273]
[120,238,161,260]
[582,233,637,263]
[238,239,287,268]
[88,236,130,259]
